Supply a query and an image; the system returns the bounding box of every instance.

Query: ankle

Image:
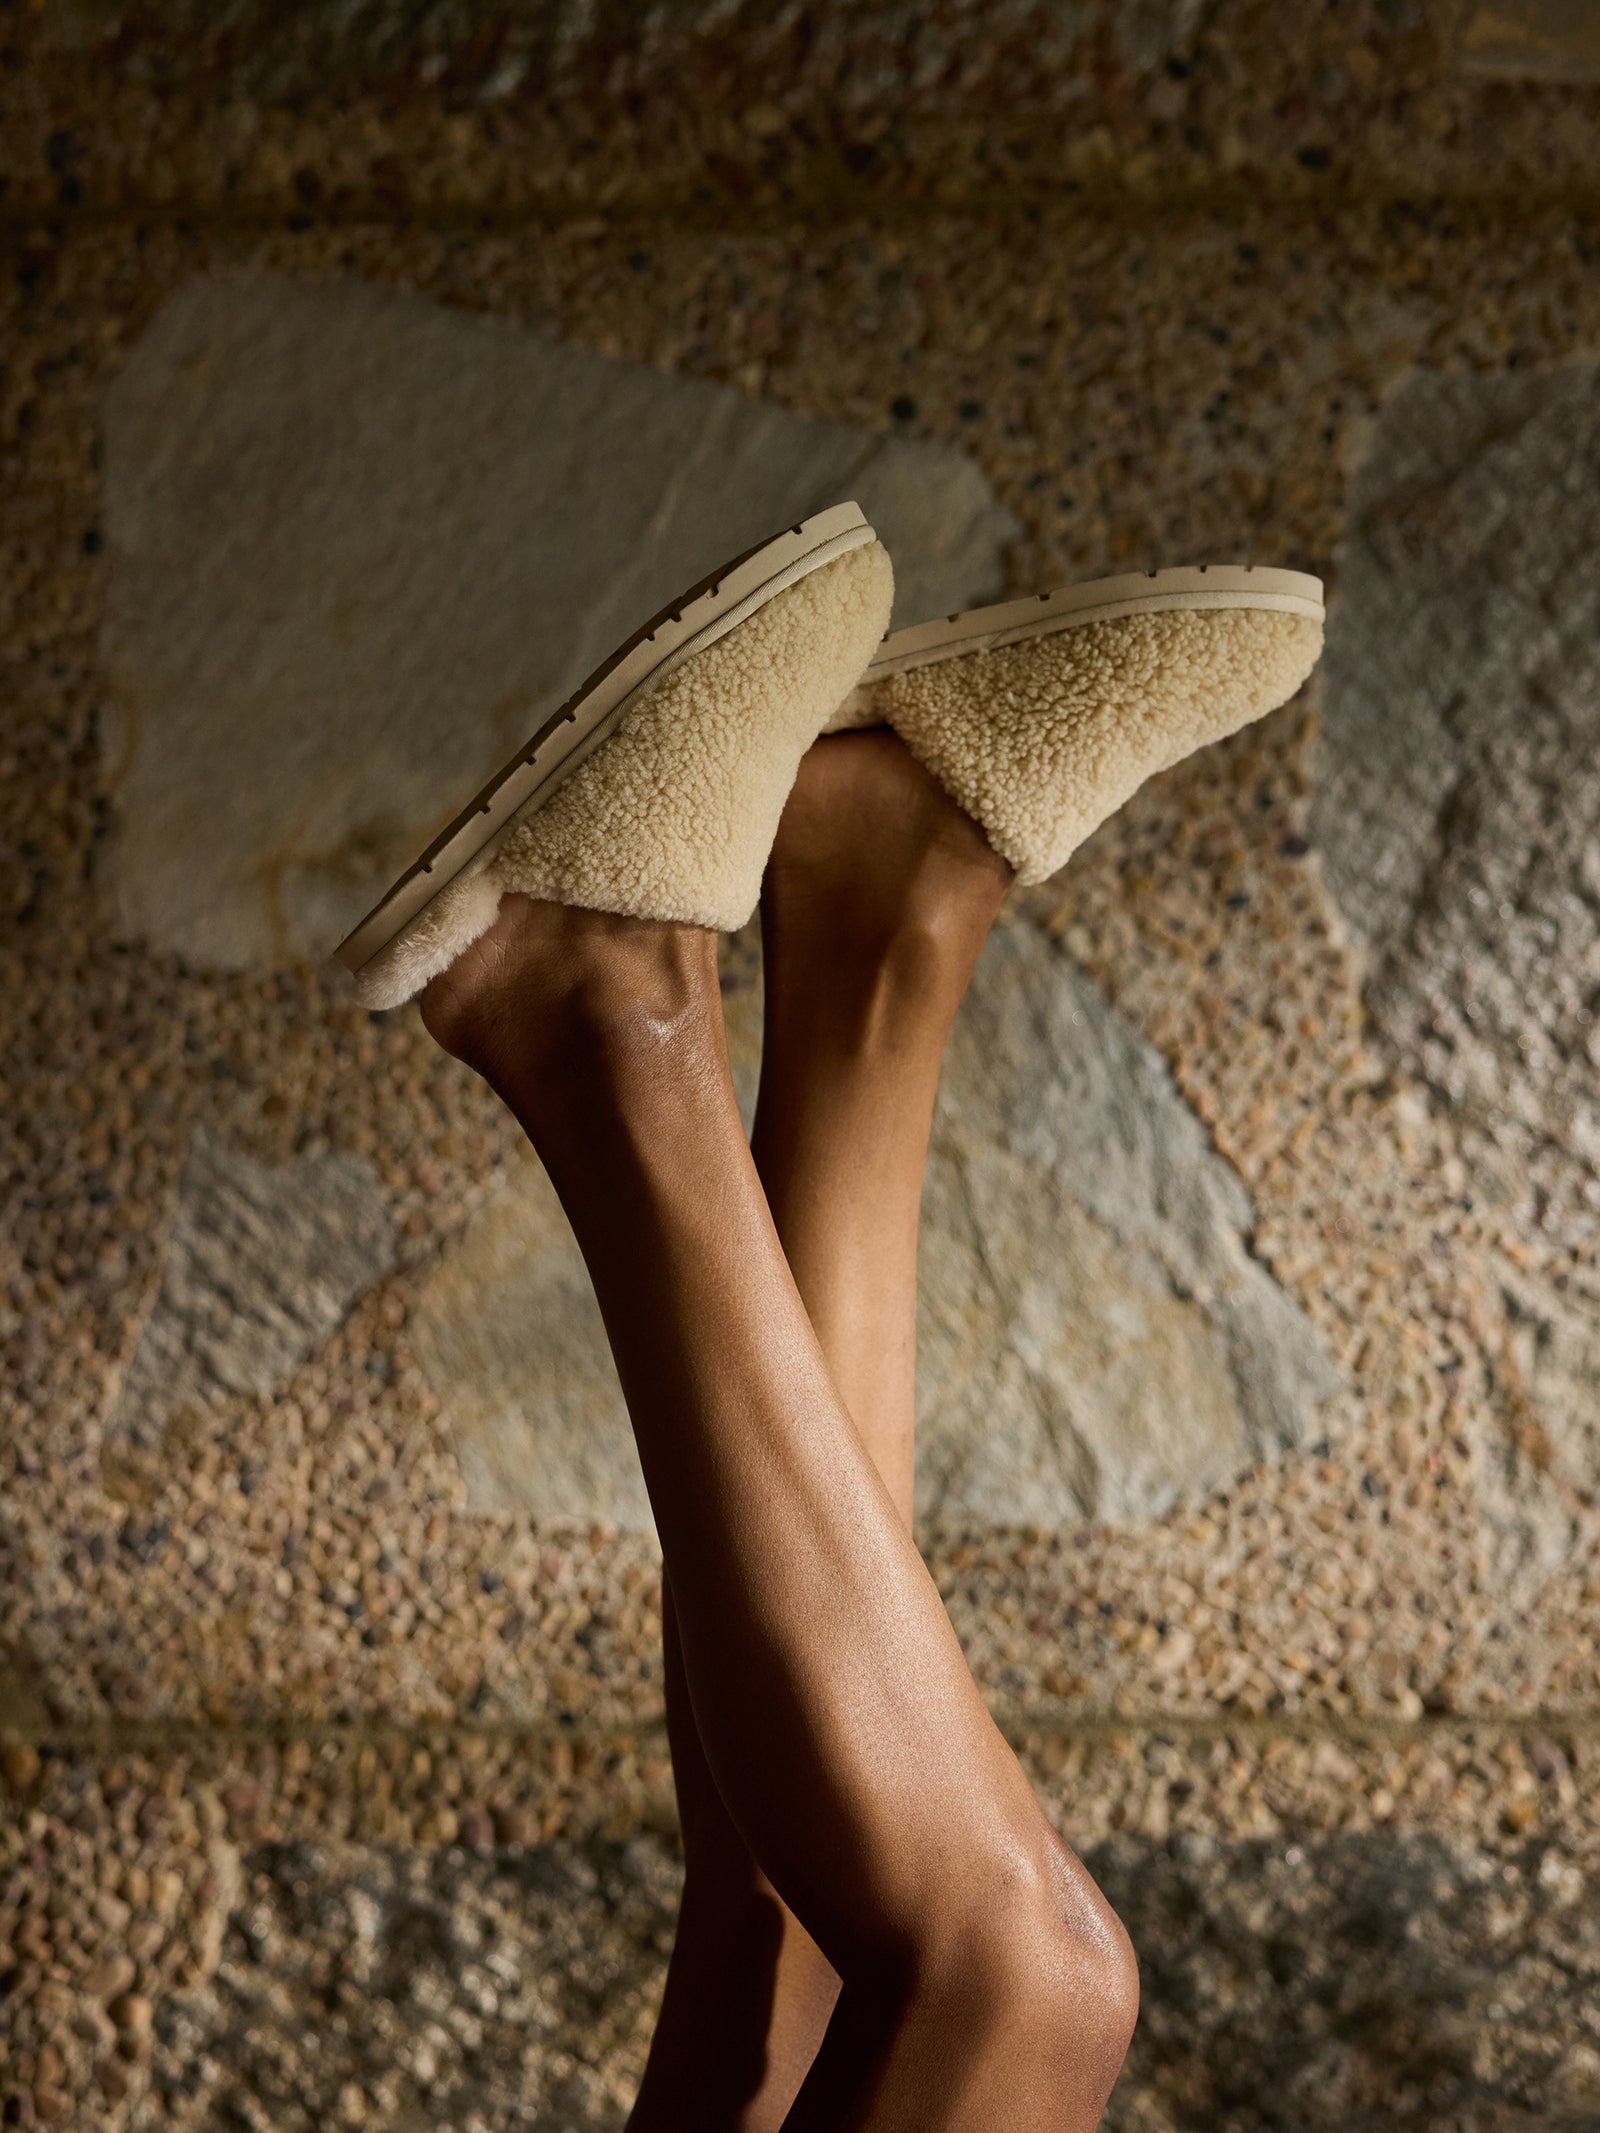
[764,893,995,1052]
[760,730,1011,1041]
[866,894,1001,1019]
[541,938,722,1085]
[418,896,723,1099]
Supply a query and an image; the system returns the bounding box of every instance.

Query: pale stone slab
[1313,362,1600,1595]
[112,1127,397,1453]
[413,917,1339,1532]
[916,921,1341,1525]
[408,1146,654,1532]
[98,274,1017,973]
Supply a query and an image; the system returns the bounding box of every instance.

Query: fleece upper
[353,538,895,1010]
[868,606,1323,885]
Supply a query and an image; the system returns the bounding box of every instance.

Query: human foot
[417,892,723,1107]
[761,729,1014,1039]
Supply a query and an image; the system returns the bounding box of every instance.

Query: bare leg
[637,731,1035,2126]
[420,861,1136,2132]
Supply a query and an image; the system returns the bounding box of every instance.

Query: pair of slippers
[335,503,1324,1009]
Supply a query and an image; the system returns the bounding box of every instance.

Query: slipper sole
[858,562,1323,685]
[334,501,875,982]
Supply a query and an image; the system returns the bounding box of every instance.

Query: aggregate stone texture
[115,1824,1600,2133]
[0,1752,242,2133]
[4,1721,1593,2129]
[408,912,1340,1531]
[4,29,1600,2129]
[98,272,1017,972]
[18,0,1600,224]
[1312,363,1600,1604]
[8,199,1599,1742]
[29,0,1263,106]
[109,1125,397,1463]
[1099,1826,1600,2131]
[137,1837,676,2132]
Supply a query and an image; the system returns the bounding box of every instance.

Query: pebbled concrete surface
[123,1822,1600,2133]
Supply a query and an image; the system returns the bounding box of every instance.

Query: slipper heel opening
[348,862,506,1013]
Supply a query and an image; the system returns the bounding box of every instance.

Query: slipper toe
[873,604,1323,885]
[351,537,893,1010]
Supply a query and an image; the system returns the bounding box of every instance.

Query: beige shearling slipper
[826,564,1324,884]
[336,504,894,1010]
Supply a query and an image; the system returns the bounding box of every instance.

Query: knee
[1049,1875,1140,2093]
[932,1840,1140,2099]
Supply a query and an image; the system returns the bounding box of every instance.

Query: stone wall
[2,2,1600,2126]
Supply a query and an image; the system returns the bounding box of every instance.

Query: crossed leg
[635,730,1042,2126]
[419,734,1137,2131]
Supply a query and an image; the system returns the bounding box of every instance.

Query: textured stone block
[41,0,1200,101]
[1456,0,1600,79]
[111,1127,396,1453]
[139,1825,1600,2132]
